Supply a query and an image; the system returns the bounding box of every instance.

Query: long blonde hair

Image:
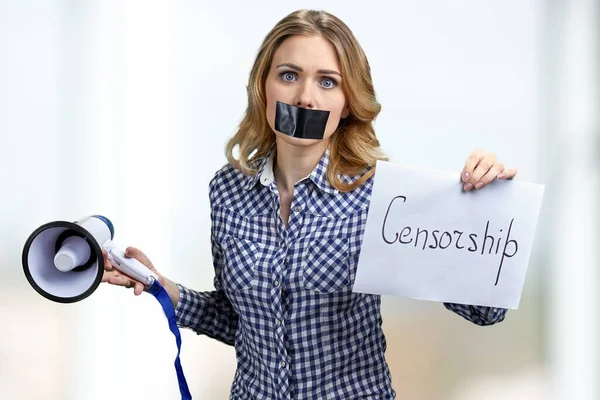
[226,9,387,192]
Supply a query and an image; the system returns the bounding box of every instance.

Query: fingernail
[475,181,484,190]
[464,183,473,191]
[498,173,506,179]
[462,172,470,181]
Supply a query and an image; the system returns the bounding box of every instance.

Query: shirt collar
[307,148,338,195]
[244,147,340,196]
[243,152,271,191]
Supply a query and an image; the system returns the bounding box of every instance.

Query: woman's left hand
[460,148,518,191]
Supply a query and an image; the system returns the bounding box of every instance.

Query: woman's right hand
[101,246,163,295]
[101,246,181,306]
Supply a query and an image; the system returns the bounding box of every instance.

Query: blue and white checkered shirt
[175,149,507,399]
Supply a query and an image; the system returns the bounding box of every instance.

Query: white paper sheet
[353,160,545,309]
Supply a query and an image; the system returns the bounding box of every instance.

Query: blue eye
[321,77,337,88]
[280,72,297,82]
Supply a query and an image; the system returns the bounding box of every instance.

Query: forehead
[272,35,341,71]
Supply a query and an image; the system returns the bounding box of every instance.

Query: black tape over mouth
[274,101,331,139]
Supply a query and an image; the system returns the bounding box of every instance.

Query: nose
[295,82,315,109]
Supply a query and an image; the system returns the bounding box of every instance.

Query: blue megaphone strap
[148,280,192,400]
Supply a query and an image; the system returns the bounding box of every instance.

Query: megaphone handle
[106,247,156,287]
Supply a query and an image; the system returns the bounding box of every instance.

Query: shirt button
[280,241,286,248]
[284,257,289,264]
[274,280,280,287]
[277,319,283,326]
[281,361,287,368]
[293,206,302,212]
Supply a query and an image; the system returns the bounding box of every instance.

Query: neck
[273,138,328,194]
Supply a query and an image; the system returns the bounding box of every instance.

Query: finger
[133,282,144,296]
[125,246,155,270]
[465,153,496,191]
[107,274,137,288]
[102,250,113,271]
[469,153,496,183]
[106,274,129,286]
[498,167,518,180]
[461,148,485,183]
[102,270,120,283]
[474,162,504,190]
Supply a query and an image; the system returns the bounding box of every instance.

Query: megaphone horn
[22,215,113,303]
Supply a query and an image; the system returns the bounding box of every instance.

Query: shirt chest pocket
[222,236,259,292]
[302,237,351,293]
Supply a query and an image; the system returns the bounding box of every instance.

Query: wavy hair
[225,9,387,192]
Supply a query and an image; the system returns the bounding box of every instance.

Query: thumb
[124,246,155,270]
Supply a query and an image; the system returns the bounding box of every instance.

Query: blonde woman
[103,9,517,399]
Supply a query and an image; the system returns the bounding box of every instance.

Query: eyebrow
[276,63,341,77]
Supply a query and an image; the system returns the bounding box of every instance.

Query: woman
[103,9,517,399]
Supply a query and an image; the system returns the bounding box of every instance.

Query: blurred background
[0,0,597,399]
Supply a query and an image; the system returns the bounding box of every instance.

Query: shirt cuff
[174,283,206,327]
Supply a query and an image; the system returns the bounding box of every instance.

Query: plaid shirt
[175,149,507,399]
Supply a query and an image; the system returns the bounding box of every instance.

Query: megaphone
[22,215,193,399]
[22,215,156,303]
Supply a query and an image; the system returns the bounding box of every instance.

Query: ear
[341,104,350,119]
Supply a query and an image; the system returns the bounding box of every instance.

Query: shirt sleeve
[174,225,238,346]
[443,302,507,326]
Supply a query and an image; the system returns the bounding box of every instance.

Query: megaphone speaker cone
[22,221,104,303]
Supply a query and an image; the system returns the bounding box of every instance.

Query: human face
[265,35,350,145]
